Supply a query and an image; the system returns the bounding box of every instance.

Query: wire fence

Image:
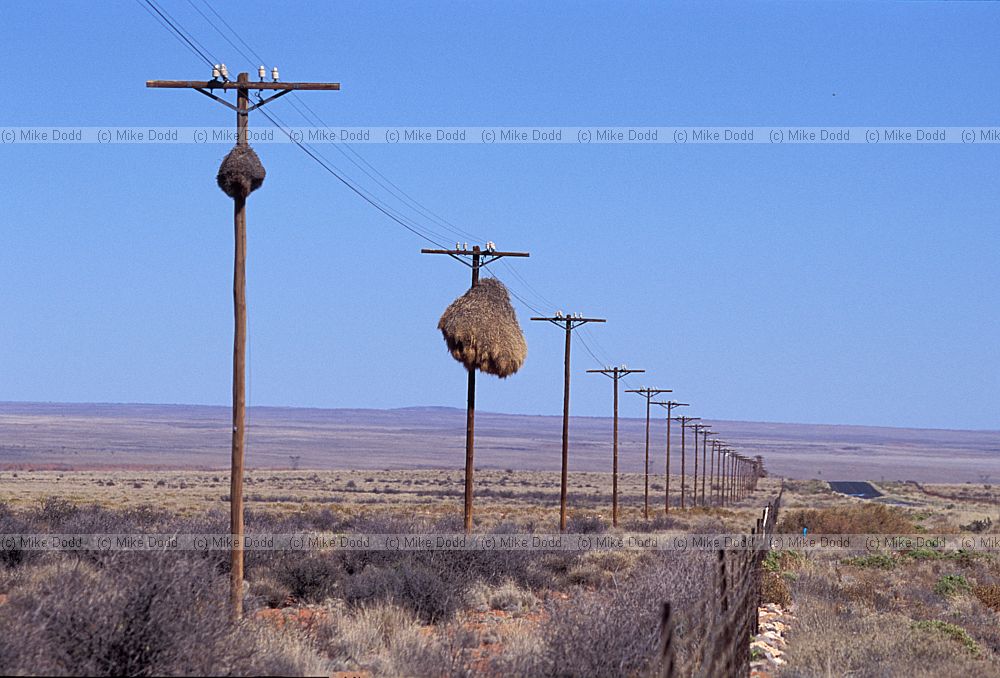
[655,486,784,678]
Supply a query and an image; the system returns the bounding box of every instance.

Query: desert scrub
[934,574,972,597]
[912,620,980,656]
[778,503,915,534]
[842,553,896,570]
[315,601,479,677]
[498,552,715,677]
[464,579,539,613]
[973,583,1000,612]
[0,554,324,676]
[902,547,979,566]
[764,549,806,573]
[761,570,792,606]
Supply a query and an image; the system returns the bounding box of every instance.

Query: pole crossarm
[247,89,293,111]
[530,316,606,331]
[625,387,673,399]
[421,247,529,269]
[587,368,644,378]
[147,80,341,90]
[652,400,689,409]
[152,77,337,114]
[194,87,238,111]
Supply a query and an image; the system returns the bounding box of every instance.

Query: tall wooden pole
[146,71,339,621]
[589,367,643,527]
[709,439,716,505]
[690,423,706,507]
[666,409,671,511]
[674,416,699,509]
[463,248,480,532]
[613,376,619,525]
[560,323,570,530]
[653,401,687,514]
[422,245,529,533]
[680,421,686,509]
[228,73,249,620]
[534,316,604,532]
[627,388,671,520]
[701,430,713,506]
[644,398,651,519]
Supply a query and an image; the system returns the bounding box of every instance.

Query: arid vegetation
[771,482,1000,677]
[1,473,997,676]
[0,493,749,677]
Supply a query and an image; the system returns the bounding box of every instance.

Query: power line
[193,0,486,246]
[285,94,486,244]
[184,0,258,66]
[135,0,210,65]
[196,0,267,65]
[137,0,663,399]
[256,105,449,248]
[141,0,219,69]
[160,0,560,318]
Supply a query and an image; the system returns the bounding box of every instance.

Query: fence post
[656,601,676,678]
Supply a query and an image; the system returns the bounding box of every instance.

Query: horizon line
[0,399,997,435]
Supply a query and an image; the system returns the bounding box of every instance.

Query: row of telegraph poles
[147,66,763,618]
[542,331,762,529]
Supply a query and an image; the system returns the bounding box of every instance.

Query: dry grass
[776,480,1000,678]
[0,468,777,530]
[777,502,916,534]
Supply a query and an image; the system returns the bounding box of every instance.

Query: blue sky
[1,1,999,429]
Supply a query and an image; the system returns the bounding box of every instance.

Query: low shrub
[842,554,896,570]
[933,574,972,597]
[500,552,714,677]
[0,555,253,675]
[911,620,980,655]
[777,503,915,534]
[761,570,792,606]
[488,579,539,613]
[959,517,992,534]
[565,512,606,533]
[973,583,1000,612]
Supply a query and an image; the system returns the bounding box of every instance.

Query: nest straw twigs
[216,145,266,199]
[438,278,527,378]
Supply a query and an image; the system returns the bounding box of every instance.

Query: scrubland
[0,472,997,676]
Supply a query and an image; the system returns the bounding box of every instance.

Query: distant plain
[0,402,996,484]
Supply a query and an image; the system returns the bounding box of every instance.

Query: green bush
[911,620,979,655]
[933,574,972,597]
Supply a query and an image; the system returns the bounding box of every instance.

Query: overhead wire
[256,105,450,248]
[141,0,219,69]
[139,0,642,375]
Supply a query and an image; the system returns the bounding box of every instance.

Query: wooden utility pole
[689,423,707,507]
[701,429,716,506]
[673,415,699,509]
[587,366,644,526]
[710,439,721,505]
[731,453,740,503]
[721,446,733,506]
[530,314,605,531]
[422,245,529,532]
[625,387,672,520]
[720,447,731,506]
[147,70,339,620]
[653,401,687,514]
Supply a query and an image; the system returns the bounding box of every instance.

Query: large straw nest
[217,145,266,199]
[438,278,527,378]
